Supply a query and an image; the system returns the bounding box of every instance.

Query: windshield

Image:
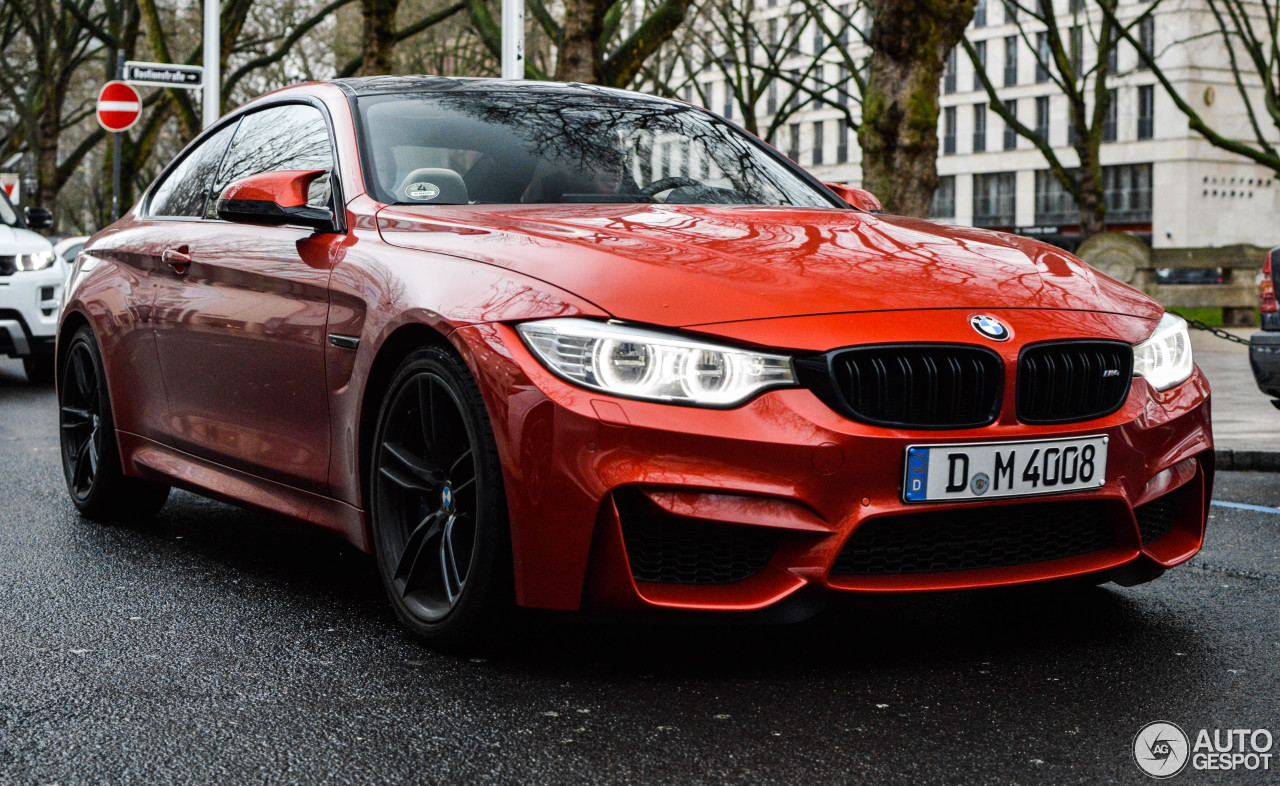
[354,90,838,209]
[0,190,21,228]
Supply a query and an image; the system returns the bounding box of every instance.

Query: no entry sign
[97,81,142,132]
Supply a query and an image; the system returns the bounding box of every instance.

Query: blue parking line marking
[1211,500,1280,515]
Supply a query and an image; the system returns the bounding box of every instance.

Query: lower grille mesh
[1135,494,1177,544]
[832,501,1115,575]
[619,495,779,585]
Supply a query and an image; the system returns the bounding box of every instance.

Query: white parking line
[1211,500,1280,515]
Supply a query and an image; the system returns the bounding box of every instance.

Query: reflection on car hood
[376,203,1162,327]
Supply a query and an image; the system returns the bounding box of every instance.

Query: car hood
[376,203,1161,327]
[0,225,55,256]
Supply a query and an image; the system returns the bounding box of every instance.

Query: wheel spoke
[72,435,92,488]
[61,406,92,432]
[382,442,442,484]
[396,512,445,595]
[448,448,473,479]
[87,428,99,476]
[440,515,466,604]
[70,349,91,400]
[378,465,434,495]
[416,377,435,459]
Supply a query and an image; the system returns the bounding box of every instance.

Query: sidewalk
[1188,326,1280,469]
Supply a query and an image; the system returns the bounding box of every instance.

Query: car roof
[329,76,677,106]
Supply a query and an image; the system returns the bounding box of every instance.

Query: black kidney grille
[1135,494,1177,544]
[618,495,780,585]
[1018,341,1133,424]
[831,501,1115,576]
[825,345,1003,428]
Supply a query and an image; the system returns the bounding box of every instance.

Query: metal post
[501,0,524,79]
[202,0,220,127]
[111,50,124,222]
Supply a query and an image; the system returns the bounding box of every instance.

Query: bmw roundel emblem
[441,485,454,509]
[970,314,1011,341]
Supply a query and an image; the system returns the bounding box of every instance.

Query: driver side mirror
[824,183,884,214]
[24,206,53,230]
[216,169,337,232]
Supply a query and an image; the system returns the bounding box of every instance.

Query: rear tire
[58,326,170,521]
[369,345,511,648]
[23,353,55,385]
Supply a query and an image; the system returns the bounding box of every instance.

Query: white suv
[0,190,62,383]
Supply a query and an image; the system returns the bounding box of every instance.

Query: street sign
[0,173,18,204]
[123,61,204,89]
[97,81,142,133]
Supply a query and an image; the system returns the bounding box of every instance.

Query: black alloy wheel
[58,326,169,520]
[371,346,509,645]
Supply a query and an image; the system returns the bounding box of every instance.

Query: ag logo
[1133,721,1190,779]
[970,314,1011,341]
[406,182,441,201]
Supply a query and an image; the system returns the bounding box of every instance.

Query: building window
[1036,33,1050,82]
[813,65,825,109]
[837,118,849,163]
[1107,40,1118,73]
[1003,99,1018,149]
[1068,122,1078,146]
[767,19,778,52]
[1105,163,1153,222]
[1035,96,1050,140]
[943,106,957,155]
[683,85,693,104]
[1069,26,1083,74]
[1004,36,1018,86]
[931,175,957,219]
[1004,0,1017,24]
[1068,0,1083,12]
[814,22,824,53]
[1138,84,1155,139]
[789,14,802,55]
[1034,170,1076,225]
[813,121,825,165]
[973,102,987,153]
[837,65,850,107]
[1102,89,1118,142]
[974,40,987,91]
[791,70,802,110]
[1138,16,1155,69]
[974,172,1016,227]
[723,83,734,119]
[788,122,801,161]
[768,80,778,115]
[974,0,987,27]
[944,47,958,94]
[1034,164,1153,225]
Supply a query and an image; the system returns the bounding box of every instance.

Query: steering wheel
[638,177,703,200]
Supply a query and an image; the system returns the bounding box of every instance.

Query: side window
[149,123,237,218]
[206,104,335,219]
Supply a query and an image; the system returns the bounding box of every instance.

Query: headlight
[15,250,56,271]
[517,318,796,406]
[1133,312,1194,391]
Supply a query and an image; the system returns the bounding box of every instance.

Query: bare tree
[1105,0,1280,176]
[858,0,976,217]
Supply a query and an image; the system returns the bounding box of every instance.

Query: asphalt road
[1,356,1277,785]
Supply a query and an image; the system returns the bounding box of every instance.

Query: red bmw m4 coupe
[57,78,1212,645]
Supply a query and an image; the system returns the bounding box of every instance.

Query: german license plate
[902,435,1108,503]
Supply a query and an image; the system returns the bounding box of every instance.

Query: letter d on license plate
[902,435,1108,502]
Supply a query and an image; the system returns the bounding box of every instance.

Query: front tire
[59,326,170,521]
[370,346,510,647]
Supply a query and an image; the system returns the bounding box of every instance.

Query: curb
[1215,449,1280,471]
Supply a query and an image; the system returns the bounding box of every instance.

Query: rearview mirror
[24,206,53,230]
[824,183,884,214]
[216,169,337,232]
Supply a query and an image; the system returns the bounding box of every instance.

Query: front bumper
[0,265,63,358]
[456,321,1214,613]
[1250,330,1280,400]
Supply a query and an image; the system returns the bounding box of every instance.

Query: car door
[150,102,342,495]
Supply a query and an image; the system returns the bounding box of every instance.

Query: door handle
[162,247,192,275]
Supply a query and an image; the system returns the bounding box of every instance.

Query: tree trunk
[858,0,974,217]
[362,0,400,75]
[555,0,605,83]
[35,98,60,229]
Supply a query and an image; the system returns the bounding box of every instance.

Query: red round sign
[97,81,142,133]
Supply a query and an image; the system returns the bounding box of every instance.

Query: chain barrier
[1183,318,1254,347]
